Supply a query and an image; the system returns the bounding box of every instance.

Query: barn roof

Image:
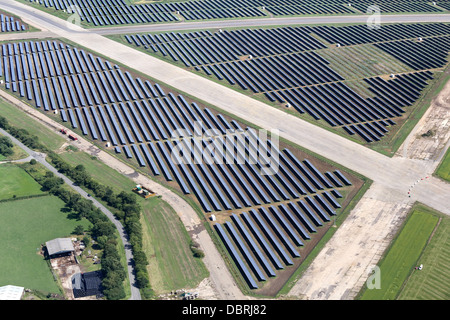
[46,238,74,256]
[0,285,24,300]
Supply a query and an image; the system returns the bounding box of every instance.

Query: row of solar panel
[374,35,450,71]
[126,26,327,67]
[214,191,344,288]
[32,0,450,29]
[20,85,350,212]
[33,0,265,25]
[37,0,179,26]
[202,53,343,94]
[0,40,354,214]
[126,30,214,47]
[313,23,450,46]
[175,7,265,21]
[263,3,354,16]
[274,71,432,142]
[0,14,26,32]
[351,2,444,14]
[123,25,445,143]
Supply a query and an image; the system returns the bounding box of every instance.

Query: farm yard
[397,206,450,300]
[0,37,364,295]
[58,148,210,295]
[117,22,450,147]
[0,164,44,200]
[435,146,450,182]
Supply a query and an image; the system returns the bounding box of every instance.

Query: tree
[0,136,13,157]
[96,235,109,249]
[133,251,148,267]
[135,269,150,289]
[42,176,64,191]
[92,220,116,239]
[0,116,10,129]
[92,184,107,199]
[72,164,90,186]
[45,171,54,178]
[103,282,125,300]
[73,225,85,235]
[82,235,90,246]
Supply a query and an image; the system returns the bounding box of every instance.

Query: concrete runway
[93,13,450,35]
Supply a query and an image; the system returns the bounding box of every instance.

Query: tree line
[0,135,14,158]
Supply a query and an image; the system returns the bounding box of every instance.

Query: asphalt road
[1,0,449,300]
[93,13,450,35]
[0,127,142,301]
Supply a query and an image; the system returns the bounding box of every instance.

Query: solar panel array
[0,13,27,32]
[25,0,450,26]
[214,190,343,289]
[123,23,449,143]
[313,23,450,46]
[0,39,353,216]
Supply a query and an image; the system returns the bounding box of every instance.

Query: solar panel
[334,170,352,186]
[241,211,284,270]
[131,144,146,167]
[214,224,258,289]
[260,207,301,257]
[225,221,266,282]
[231,213,276,277]
[250,209,293,265]
[278,204,310,240]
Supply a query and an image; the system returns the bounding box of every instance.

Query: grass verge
[434,146,450,182]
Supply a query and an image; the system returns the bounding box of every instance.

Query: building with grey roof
[45,238,75,257]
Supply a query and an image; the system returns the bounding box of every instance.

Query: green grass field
[359,205,440,300]
[141,197,209,293]
[397,211,450,300]
[0,195,91,293]
[0,164,44,200]
[58,151,136,194]
[435,147,450,182]
[317,44,413,80]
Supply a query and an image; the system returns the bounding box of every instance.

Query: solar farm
[0,11,27,32]
[0,38,363,294]
[1,0,450,304]
[117,22,450,144]
[22,0,450,27]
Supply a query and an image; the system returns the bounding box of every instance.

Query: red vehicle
[60,128,67,134]
[69,134,78,141]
